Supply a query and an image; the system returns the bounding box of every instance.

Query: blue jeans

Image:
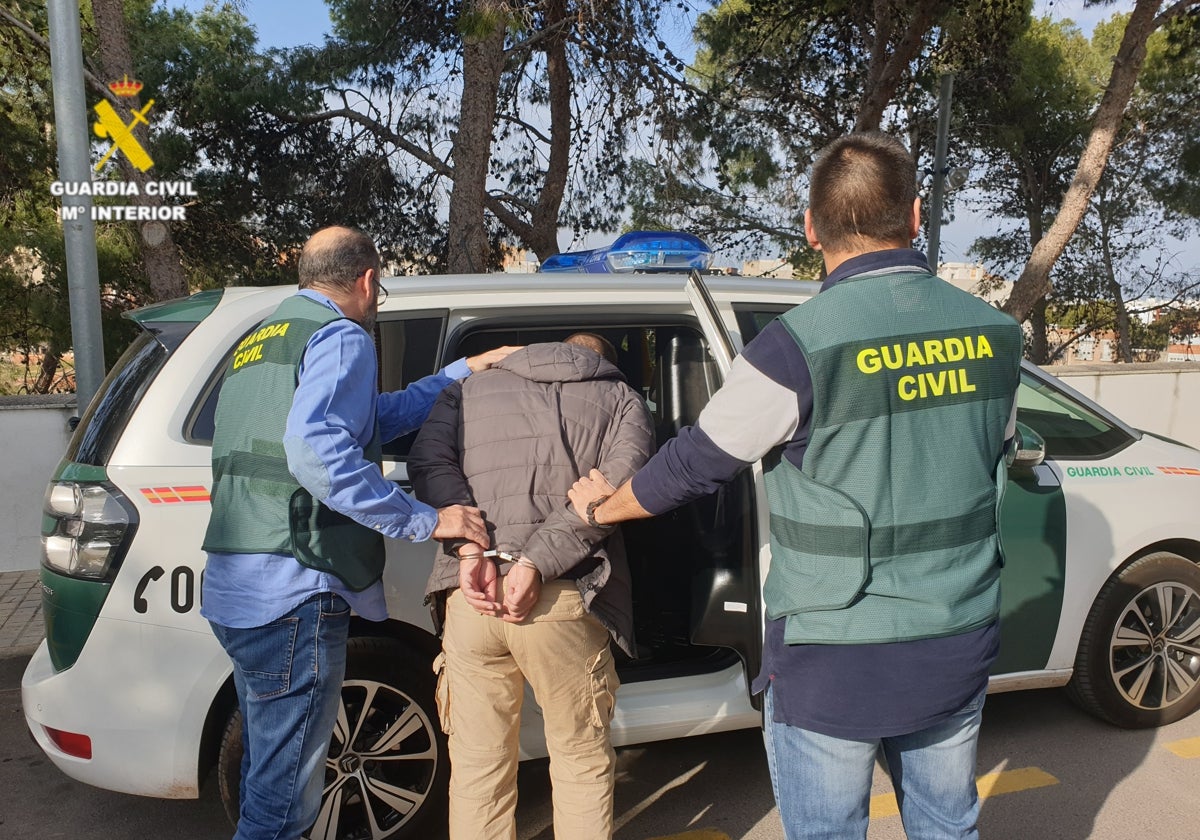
[210,592,350,840]
[763,684,985,840]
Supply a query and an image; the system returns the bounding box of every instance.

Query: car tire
[216,636,449,840]
[217,710,242,828]
[1067,551,1200,728]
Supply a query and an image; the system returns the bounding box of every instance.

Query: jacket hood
[493,342,626,384]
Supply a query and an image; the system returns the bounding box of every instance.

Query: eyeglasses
[375,279,388,307]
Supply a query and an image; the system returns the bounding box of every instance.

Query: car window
[187,315,447,449]
[733,305,792,346]
[67,331,166,466]
[1016,371,1133,459]
[379,316,447,459]
[69,322,203,466]
[452,321,718,448]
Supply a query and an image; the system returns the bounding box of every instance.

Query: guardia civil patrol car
[22,251,1200,839]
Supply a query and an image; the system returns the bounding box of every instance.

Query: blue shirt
[202,289,471,628]
[630,249,1001,739]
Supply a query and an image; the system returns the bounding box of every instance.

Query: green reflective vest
[762,270,1023,644]
[201,294,385,591]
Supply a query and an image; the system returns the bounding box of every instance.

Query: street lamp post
[926,73,954,270]
[46,0,106,413]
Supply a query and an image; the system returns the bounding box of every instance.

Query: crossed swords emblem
[93,98,155,172]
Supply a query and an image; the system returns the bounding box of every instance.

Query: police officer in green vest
[201,226,511,840]
[570,133,1023,840]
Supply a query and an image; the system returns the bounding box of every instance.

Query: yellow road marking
[1165,737,1200,758]
[649,832,731,840]
[870,767,1059,819]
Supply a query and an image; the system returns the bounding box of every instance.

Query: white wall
[1046,363,1200,450]
[0,365,1196,572]
[0,396,75,573]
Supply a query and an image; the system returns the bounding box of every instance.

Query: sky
[167,1,1161,268]
[176,1,1129,52]
[172,0,332,49]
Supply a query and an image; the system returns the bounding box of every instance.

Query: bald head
[298,226,381,293]
[565,332,617,365]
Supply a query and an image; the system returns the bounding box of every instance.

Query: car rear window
[65,322,196,466]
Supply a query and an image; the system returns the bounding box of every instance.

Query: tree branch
[280,104,536,242]
[1153,0,1199,29]
[0,4,118,104]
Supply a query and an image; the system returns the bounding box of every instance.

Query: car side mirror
[1008,421,1046,471]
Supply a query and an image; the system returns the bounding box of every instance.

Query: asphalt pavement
[0,570,43,658]
[4,566,1200,839]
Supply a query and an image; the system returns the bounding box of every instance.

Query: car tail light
[42,482,138,581]
[45,726,92,759]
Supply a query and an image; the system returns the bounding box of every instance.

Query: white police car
[22,248,1200,839]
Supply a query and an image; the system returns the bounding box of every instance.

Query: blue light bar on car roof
[602,231,714,273]
[539,250,597,272]
[540,231,714,273]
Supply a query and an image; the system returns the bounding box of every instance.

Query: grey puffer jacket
[409,342,654,656]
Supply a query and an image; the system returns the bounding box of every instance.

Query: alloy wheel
[1109,581,1200,711]
[307,679,441,840]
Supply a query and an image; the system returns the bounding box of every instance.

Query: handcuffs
[463,549,540,574]
[480,549,519,562]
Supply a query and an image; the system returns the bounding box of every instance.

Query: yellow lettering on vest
[857,348,882,374]
[881,344,903,370]
[944,337,965,362]
[923,339,947,365]
[232,343,264,370]
[923,370,946,396]
[898,375,918,400]
[906,342,926,367]
[958,368,976,393]
[976,335,993,359]
[236,320,290,354]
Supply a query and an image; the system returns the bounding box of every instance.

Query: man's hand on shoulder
[433,504,488,547]
[466,346,522,373]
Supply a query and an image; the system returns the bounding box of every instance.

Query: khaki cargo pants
[436,579,620,840]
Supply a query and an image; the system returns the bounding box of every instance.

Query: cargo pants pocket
[586,646,620,729]
[432,651,453,735]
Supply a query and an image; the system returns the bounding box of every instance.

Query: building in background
[937,262,1012,306]
[740,259,793,279]
[501,245,540,273]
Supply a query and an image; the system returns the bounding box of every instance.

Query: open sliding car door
[683,271,767,703]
